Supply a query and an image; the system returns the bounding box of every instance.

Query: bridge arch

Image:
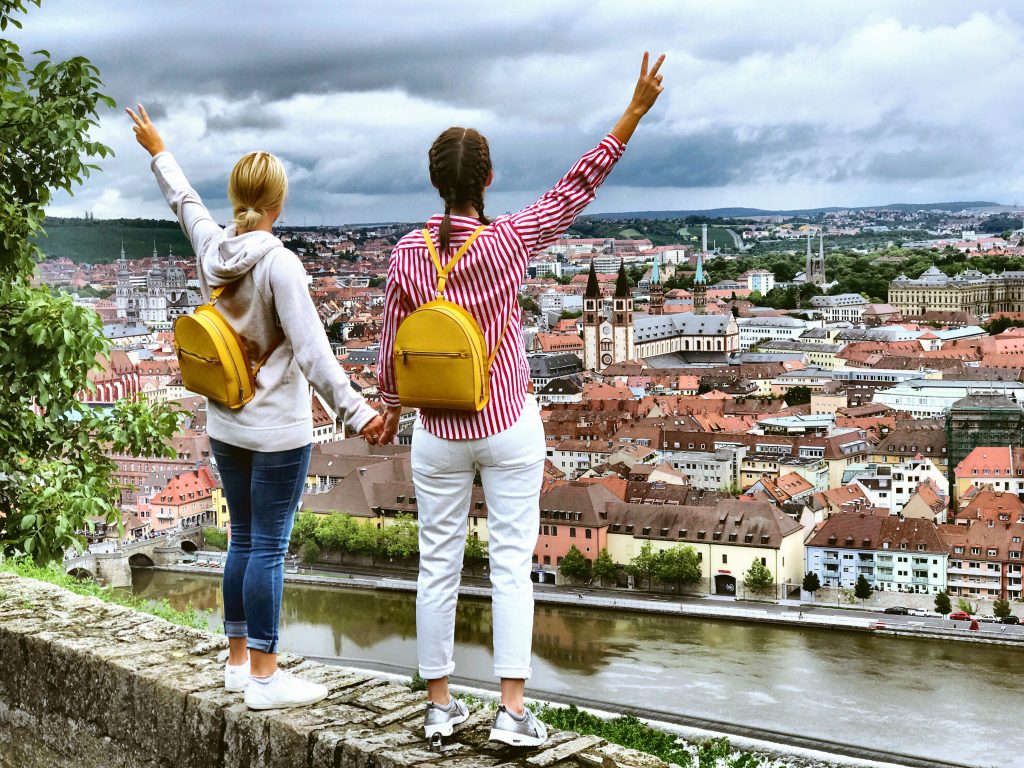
[67,567,94,581]
[128,553,155,569]
[180,540,199,554]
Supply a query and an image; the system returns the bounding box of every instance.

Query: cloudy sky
[14,0,1024,225]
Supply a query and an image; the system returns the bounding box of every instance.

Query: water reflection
[133,569,1023,766]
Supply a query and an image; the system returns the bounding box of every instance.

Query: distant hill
[582,202,1003,221]
[36,218,190,263]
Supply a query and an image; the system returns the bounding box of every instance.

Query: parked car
[884,606,909,615]
[949,611,971,621]
[1001,615,1020,625]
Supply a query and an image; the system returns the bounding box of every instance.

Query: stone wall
[0,572,666,768]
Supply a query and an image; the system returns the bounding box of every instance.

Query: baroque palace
[889,266,1024,317]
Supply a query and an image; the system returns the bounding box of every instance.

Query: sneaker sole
[424,711,469,738]
[245,690,328,710]
[488,728,547,747]
[224,683,248,692]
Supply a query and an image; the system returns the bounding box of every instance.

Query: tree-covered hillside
[35,218,191,263]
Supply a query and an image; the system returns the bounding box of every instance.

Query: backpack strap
[208,283,283,379]
[422,225,486,297]
[487,300,515,368]
[252,329,284,379]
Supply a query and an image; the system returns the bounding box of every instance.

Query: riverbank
[151,563,1024,648]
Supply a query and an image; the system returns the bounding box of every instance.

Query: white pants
[411,395,545,680]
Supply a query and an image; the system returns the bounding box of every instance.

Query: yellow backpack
[173,284,283,410]
[393,226,512,412]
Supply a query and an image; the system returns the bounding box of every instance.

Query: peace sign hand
[126,104,167,157]
[630,52,666,116]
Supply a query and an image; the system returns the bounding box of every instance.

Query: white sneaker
[243,670,329,710]
[224,660,250,692]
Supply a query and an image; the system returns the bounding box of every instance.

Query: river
[132,569,1020,767]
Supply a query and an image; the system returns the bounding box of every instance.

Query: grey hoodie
[151,152,378,451]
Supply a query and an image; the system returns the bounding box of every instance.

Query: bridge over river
[63,527,204,587]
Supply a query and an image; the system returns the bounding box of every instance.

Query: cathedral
[581,257,739,372]
[115,244,202,330]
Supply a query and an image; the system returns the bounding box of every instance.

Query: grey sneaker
[488,704,548,747]
[423,697,470,738]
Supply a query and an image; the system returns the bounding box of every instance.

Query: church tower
[612,261,635,363]
[649,254,664,316]
[115,242,133,319]
[582,261,601,371]
[805,232,826,286]
[692,251,707,315]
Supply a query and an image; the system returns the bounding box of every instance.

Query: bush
[558,544,591,582]
[203,527,228,551]
[298,540,321,565]
[743,560,774,595]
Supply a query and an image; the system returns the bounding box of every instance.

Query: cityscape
[5,2,1024,768]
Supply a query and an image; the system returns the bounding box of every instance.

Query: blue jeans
[210,437,312,654]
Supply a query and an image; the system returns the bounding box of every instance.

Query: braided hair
[428,127,492,253]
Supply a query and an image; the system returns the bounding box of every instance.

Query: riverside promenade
[154,559,1024,647]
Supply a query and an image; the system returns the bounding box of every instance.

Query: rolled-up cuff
[418,662,456,681]
[224,620,247,638]
[493,665,532,681]
[247,636,277,654]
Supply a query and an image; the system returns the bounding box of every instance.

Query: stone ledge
[0,572,669,768]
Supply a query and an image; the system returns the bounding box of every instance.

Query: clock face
[602,326,611,337]
[601,353,613,365]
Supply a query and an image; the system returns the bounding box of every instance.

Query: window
[585,529,592,540]
[713,531,722,541]
[569,527,576,538]
[697,531,706,540]
[722,554,728,564]
[761,557,767,566]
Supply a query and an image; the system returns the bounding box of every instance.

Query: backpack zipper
[401,350,469,363]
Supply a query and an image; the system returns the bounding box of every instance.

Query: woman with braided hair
[376,51,666,746]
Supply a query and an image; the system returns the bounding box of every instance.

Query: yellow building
[212,487,230,529]
[603,500,804,597]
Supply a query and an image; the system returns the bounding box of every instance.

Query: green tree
[380,513,418,564]
[653,545,702,594]
[350,521,382,563]
[854,574,872,601]
[783,386,812,406]
[592,548,617,586]
[802,571,821,594]
[743,559,774,596]
[993,598,1012,619]
[934,590,952,616]
[463,533,487,575]
[625,541,658,591]
[1,2,180,563]
[289,511,320,549]
[956,597,978,614]
[558,544,591,582]
[316,513,359,554]
[298,540,321,566]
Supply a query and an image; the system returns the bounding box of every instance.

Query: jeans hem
[247,638,277,653]
[493,666,532,680]
[224,621,248,638]
[418,664,456,680]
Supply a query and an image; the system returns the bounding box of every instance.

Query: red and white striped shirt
[378,133,626,440]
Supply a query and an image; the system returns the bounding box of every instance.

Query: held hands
[126,104,167,157]
[375,406,402,446]
[360,413,386,444]
[630,52,666,116]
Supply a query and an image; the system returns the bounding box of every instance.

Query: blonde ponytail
[228,151,288,233]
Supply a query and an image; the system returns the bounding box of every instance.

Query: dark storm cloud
[12,0,1024,220]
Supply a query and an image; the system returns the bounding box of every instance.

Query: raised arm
[127,104,223,258]
[509,52,666,255]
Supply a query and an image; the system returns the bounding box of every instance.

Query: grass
[0,557,206,629]
[535,704,768,767]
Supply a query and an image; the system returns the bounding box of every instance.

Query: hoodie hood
[203,226,283,286]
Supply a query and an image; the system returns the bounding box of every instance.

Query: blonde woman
[128,105,384,710]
